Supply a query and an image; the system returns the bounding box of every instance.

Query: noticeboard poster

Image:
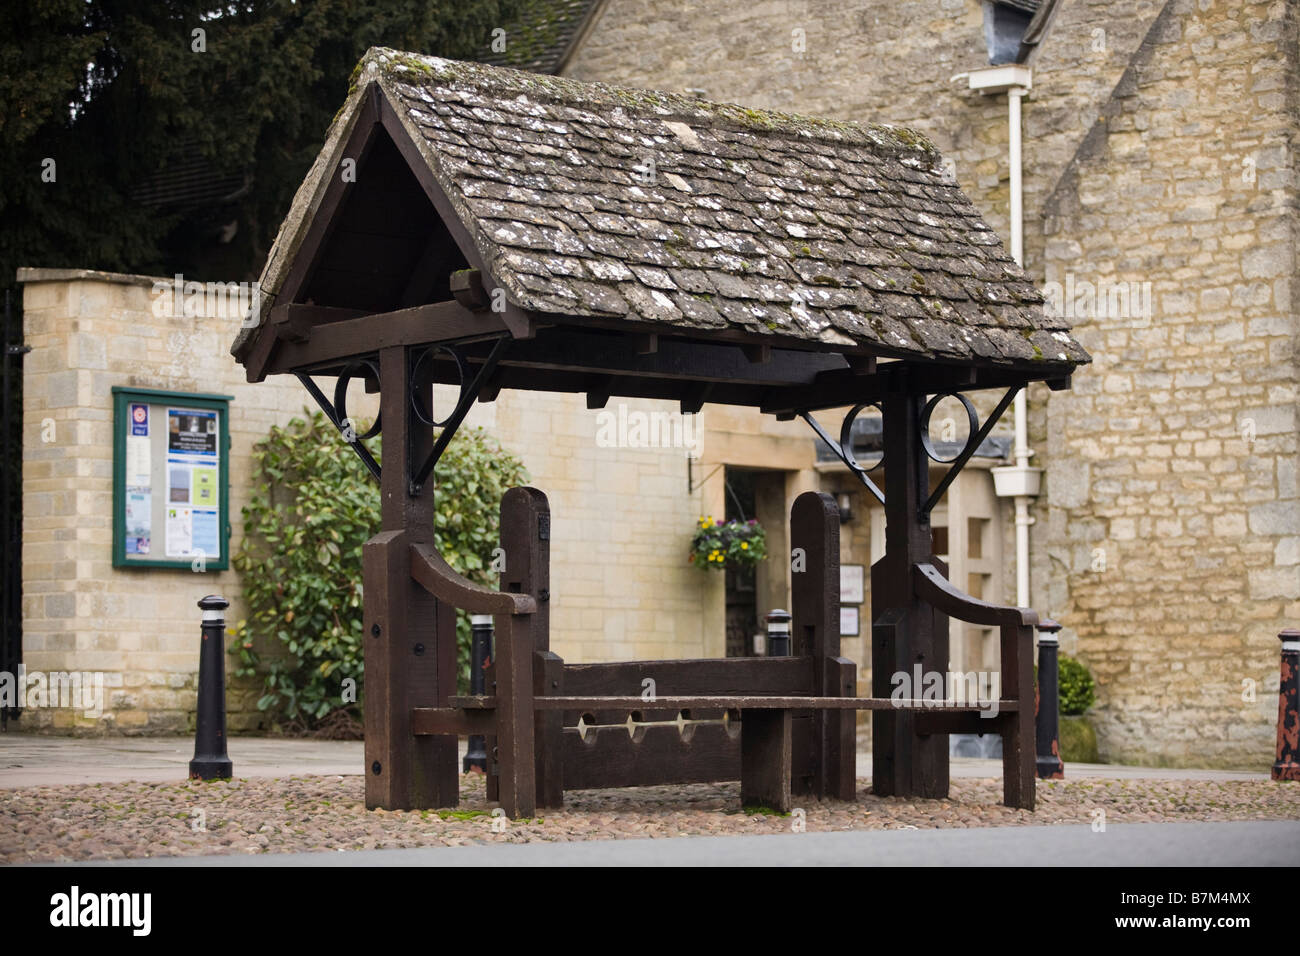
[113,389,231,570]
[164,408,220,559]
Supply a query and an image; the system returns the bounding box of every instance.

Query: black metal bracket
[797,384,1022,518]
[296,368,383,483]
[799,404,886,506]
[921,385,1020,518]
[408,335,511,495]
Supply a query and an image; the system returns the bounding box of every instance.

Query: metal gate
[1,289,26,727]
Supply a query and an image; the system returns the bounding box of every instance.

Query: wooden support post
[790,491,853,800]
[871,607,908,797]
[363,344,457,810]
[499,487,550,651]
[825,657,858,801]
[872,383,949,800]
[534,650,564,808]
[485,657,498,804]
[1001,622,1036,810]
[494,486,550,817]
[740,709,792,812]
[494,611,535,818]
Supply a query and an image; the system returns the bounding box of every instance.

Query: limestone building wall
[18,269,306,732]
[1035,0,1300,765]
[564,0,1299,766]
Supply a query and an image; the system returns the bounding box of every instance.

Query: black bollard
[463,614,493,773]
[1272,628,1299,782]
[189,595,233,780]
[1035,618,1064,779]
[765,608,791,657]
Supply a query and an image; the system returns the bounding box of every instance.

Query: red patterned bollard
[1273,628,1300,782]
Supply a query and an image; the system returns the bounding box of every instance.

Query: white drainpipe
[957,66,1041,610]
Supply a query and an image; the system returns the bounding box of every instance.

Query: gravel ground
[3,773,1297,864]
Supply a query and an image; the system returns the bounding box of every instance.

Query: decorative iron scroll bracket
[920,385,1019,518]
[800,404,886,506]
[796,384,1022,519]
[296,368,383,483]
[408,335,512,496]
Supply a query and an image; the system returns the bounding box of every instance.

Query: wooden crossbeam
[451,694,1019,712]
[410,707,497,735]
[265,300,518,375]
[761,362,1044,416]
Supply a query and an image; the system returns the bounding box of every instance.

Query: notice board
[112,387,232,570]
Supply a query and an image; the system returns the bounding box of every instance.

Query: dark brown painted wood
[491,487,549,817]
[243,87,383,380]
[562,656,816,697]
[761,362,1041,417]
[484,659,498,804]
[532,695,1017,710]
[872,380,949,801]
[913,562,1038,627]
[561,722,740,789]
[449,694,498,709]
[376,90,535,341]
[499,487,551,654]
[410,707,497,736]
[494,609,536,818]
[790,491,843,799]
[534,651,565,808]
[361,345,458,810]
[914,711,1010,735]
[450,269,488,310]
[1002,623,1036,810]
[267,301,517,375]
[410,543,535,616]
[447,691,1017,712]
[740,709,792,812]
[825,657,858,801]
[870,604,907,798]
[475,329,843,386]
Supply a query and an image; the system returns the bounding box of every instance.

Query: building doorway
[723,467,790,657]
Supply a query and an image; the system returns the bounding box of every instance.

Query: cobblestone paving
[3,773,1297,863]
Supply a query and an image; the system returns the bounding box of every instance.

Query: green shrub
[231,411,528,732]
[1058,655,1096,716]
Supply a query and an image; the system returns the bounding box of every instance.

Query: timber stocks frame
[230,54,1088,816]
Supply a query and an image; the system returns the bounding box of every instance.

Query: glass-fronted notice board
[112,387,232,570]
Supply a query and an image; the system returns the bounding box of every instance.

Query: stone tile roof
[237,49,1089,370]
[478,0,602,75]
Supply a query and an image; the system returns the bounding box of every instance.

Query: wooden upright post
[872,382,949,800]
[363,345,457,810]
[790,491,856,801]
[498,487,555,811]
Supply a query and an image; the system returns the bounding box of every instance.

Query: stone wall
[19,269,305,733]
[1035,0,1300,766]
[566,0,1299,766]
[462,389,723,664]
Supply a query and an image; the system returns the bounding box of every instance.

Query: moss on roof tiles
[375,48,940,159]
[235,47,1089,372]
[477,0,599,75]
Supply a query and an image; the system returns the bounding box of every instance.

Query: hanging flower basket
[689,516,768,571]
